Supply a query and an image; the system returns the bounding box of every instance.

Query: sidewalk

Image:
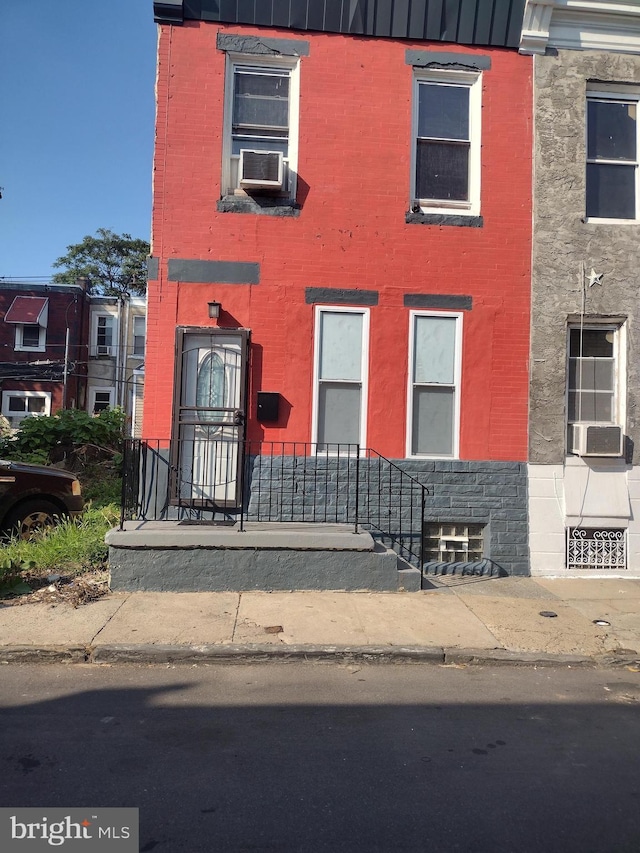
[2,576,640,666]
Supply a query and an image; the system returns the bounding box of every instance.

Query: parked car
[0,460,84,539]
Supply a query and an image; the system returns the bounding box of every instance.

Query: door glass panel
[196,352,226,422]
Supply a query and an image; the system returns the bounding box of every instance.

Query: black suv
[0,460,84,538]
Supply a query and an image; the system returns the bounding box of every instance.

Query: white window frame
[586,86,640,224]
[411,69,482,217]
[14,323,46,352]
[311,306,369,452]
[1,390,51,421]
[566,322,626,430]
[89,387,115,415]
[132,315,145,357]
[221,53,300,199]
[91,312,116,357]
[406,310,463,459]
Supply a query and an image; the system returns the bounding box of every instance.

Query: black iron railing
[120,438,430,570]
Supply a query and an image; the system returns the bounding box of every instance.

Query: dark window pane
[586,163,636,218]
[569,329,613,358]
[416,140,469,201]
[588,100,636,160]
[8,397,25,412]
[21,325,40,347]
[27,397,46,413]
[234,72,289,129]
[418,83,469,140]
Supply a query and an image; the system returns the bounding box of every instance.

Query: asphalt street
[1,662,640,852]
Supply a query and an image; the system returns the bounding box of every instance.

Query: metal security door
[172,328,249,510]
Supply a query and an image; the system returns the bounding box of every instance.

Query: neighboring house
[141,0,532,575]
[87,296,145,436]
[0,281,89,427]
[521,1,640,575]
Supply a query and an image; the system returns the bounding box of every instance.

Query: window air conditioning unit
[239,149,284,189]
[571,423,624,457]
[96,345,112,357]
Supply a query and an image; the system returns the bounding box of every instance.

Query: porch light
[208,301,221,319]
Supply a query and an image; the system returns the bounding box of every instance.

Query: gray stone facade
[530,49,640,466]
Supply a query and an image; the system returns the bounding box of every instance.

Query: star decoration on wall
[587,268,604,287]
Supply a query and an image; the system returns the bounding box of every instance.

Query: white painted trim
[14,323,46,352]
[222,53,300,199]
[1,390,52,420]
[520,0,640,55]
[406,310,462,460]
[311,306,369,451]
[410,69,482,217]
[89,386,115,414]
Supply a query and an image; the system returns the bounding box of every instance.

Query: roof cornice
[520,0,640,54]
[153,0,183,25]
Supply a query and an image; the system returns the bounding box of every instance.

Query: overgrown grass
[1,504,120,576]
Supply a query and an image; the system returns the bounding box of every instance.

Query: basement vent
[566,527,627,570]
[424,523,484,563]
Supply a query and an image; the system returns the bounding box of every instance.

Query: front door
[172,327,249,510]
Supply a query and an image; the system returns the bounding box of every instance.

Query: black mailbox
[257,392,280,423]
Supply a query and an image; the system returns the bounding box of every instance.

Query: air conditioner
[96,345,112,357]
[570,423,624,457]
[239,149,284,189]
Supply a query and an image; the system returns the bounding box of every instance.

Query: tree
[52,228,150,296]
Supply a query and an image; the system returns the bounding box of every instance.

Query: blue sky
[0,1,157,281]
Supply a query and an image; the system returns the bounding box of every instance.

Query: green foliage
[52,227,150,296]
[0,408,126,466]
[1,504,120,576]
[0,557,35,598]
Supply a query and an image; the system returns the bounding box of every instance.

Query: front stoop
[106,522,421,592]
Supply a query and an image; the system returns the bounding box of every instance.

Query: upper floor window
[586,89,640,221]
[222,56,300,199]
[92,314,115,357]
[407,312,462,458]
[132,315,145,357]
[4,296,48,352]
[412,71,481,216]
[15,324,45,352]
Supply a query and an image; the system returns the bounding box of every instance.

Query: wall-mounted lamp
[208,300,221,319]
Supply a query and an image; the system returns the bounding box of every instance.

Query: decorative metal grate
[566,527,627,570]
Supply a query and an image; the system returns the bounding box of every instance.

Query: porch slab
[106,521,374,551]
[107,522,413,592]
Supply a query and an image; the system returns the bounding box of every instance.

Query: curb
[0,643,623,667]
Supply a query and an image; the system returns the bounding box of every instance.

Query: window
[92,314,115,356]
[412,71,481,215]
[1,391,51,424]
[313,308,369,450]
[89,387,114,415]
[133,315,145,357]
[567,325,624,425]
[222,56,300,198]
[586,90,639,220]
[408,312,462,457]
[15,324,45,351]
[424,523,484,563]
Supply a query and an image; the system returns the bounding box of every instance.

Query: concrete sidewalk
[2,576,640,666]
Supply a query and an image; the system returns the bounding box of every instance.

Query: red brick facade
[145,21,532,461]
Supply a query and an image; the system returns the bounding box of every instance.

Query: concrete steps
[106,522,421,592]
